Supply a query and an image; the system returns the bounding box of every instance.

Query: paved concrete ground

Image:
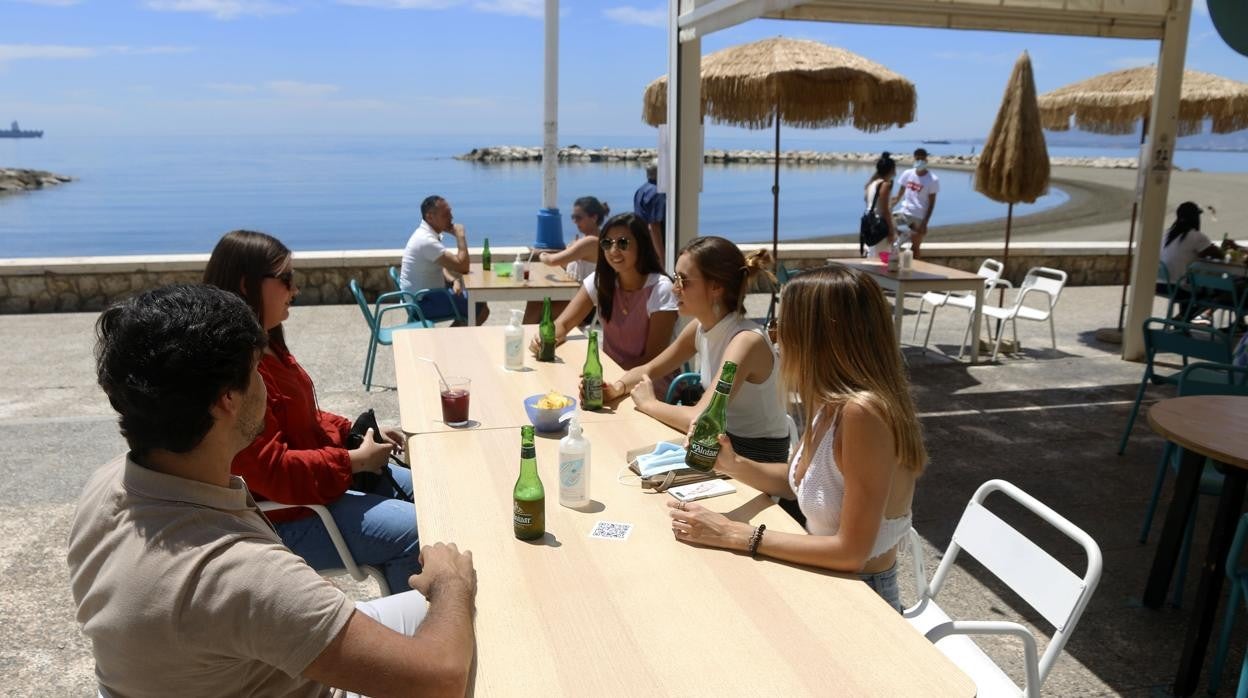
[1,283,1244,696]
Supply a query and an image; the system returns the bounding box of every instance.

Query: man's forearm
[413,580,476,694]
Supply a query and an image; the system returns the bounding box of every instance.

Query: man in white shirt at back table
[69,284,477,698]
[400,195,489,326]
[891,147,940,258]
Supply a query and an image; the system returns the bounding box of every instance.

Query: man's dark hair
[95,284,267,460]
[421,195,445,219]
[913,148,929,159]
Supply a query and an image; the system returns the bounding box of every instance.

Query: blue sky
[2,0,1246,141]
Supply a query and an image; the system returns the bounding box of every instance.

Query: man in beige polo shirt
[68,285,477,697]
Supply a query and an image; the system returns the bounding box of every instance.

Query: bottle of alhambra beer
[513,425,545,540]
[685,360,738,472]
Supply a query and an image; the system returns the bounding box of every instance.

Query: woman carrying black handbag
[860,152,899,258]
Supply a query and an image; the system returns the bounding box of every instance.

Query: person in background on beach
[604,236,790,469]
[204,230,421,596]
[634,161,666,262]
[401,195,489,326]
[890,147,940,257]
[526,195,608,323]
[69,284,476,697]
[864,152,900,258]
[666,265,926,612]
[532,213,678,394]
[1158,201,1242,324]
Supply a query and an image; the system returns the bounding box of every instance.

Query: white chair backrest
[927,479,1102,684]
[976,258,1004,282]
[1015,267,1068,311]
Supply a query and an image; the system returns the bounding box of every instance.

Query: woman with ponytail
[603,236,790,465]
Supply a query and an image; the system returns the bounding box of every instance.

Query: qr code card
[589,521,634,541]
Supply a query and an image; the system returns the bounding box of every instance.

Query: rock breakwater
[0,168,73,194]
[458,145,1141,170]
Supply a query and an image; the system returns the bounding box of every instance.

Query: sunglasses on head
[264,270,294,289]
[600,236,631,251]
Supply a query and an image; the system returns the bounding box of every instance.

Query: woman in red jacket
[204,230,419,594]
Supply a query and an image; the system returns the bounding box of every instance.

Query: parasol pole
[1117,119,1149,331]
[770,104,781,317]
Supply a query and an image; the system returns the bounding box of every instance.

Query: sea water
[0,133,1243,258]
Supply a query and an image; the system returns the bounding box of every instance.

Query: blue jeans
[859,564,902,612]
[276,464,420,595]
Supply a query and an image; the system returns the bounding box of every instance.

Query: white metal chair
[258,501,391,595]
[904,479,1102,698]
[978,267,1068,361]
[914,258,1005,358]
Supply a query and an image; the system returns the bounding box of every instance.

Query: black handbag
[346,409,413,503]
[859,181,891,256]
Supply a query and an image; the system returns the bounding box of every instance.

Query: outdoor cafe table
[827,258,985,364]
[1144,395,1248,697]
[407,417,976,696]
[462,261,582,326]
[394,325,649,435]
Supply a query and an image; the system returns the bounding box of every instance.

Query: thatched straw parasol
[1039,66,1248,341]
[1039,66,1248,137]
[642,37,916,314]
[976,50,1050,303]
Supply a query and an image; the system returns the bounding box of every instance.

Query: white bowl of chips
[523,391,577,433]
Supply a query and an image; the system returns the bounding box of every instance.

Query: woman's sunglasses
[600,236,631,252]
[264,271,294,289]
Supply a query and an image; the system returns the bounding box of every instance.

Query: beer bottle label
[521,446,536,459]
[688,440,720,461]
[584,376,603,403]
[716,379,732,394]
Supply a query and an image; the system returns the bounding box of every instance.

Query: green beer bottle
[538,296,557,362]
[481,238,492,271]
[583,329,604,410]
[685,360,738,472]
[513,425,545,540]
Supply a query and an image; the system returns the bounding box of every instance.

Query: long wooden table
[462,261,582,325]
[394,326,648,434]
[828,258,986,363]
[394,326,975,696]
[1145,396,1248,697]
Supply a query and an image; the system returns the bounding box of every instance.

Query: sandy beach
[793,165,1248,245]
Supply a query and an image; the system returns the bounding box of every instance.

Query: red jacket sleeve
[232,405,354,505]
[322,411,353,444]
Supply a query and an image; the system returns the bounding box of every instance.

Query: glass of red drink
[439,377,471,427]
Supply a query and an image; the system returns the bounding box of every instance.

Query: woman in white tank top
[666,264,928,612]
[863,152,899,258]
[601,236,789,464]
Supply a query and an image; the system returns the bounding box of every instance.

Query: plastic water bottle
[558,415,590,509]
[900,247,914,271]
[504,309,525,370]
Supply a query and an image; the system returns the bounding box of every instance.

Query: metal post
[667,0,702,271]
[1122,0,1191,360]
[533,0,563,249]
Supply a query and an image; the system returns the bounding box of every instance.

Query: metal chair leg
[921,305,939,353]
[1208,574,1241,695]
[1140,443,1174,543]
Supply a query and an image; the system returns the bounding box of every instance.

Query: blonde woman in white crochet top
[668,264,927,611]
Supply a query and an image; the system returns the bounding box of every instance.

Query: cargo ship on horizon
[1,122,43,139]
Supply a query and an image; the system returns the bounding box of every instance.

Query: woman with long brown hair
[603,235,788,464]
[666,264,926,611]
[203,230,420,595]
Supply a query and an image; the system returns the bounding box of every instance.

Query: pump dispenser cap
[566,413,582,437]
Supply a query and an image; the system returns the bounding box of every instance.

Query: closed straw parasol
[1039,66,1248,341]
[976,51,1050,327]
[642,37,916,316]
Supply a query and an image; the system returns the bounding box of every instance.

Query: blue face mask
[914,159,928,170]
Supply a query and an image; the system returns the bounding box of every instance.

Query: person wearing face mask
[602,236,789,468]
[890,148,940,258]
[532,213,678,394]
[203,230,421,596]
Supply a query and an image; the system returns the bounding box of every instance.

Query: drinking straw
[418,356,449,388]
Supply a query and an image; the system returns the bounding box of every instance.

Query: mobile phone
[668,480,737,502]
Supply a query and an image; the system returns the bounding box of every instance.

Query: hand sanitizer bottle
[513,252,525,285]
[504,309,525,370]
[559,415,590,509]
[888,237,901,272]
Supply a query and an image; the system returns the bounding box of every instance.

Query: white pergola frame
[664,0,1193,360]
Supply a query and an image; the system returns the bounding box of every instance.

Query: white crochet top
[788,410,912,561]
